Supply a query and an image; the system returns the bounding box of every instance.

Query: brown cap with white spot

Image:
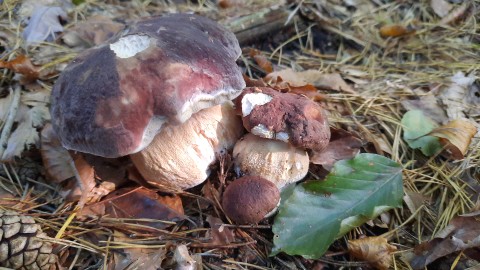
[50,13,245,158]
[234,87,330,152]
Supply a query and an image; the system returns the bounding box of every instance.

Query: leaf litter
[0,0,480,269]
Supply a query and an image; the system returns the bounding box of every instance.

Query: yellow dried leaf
[428,119,477,159]
[348,236,397,270]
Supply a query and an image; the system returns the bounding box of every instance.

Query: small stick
[0,85,21,160]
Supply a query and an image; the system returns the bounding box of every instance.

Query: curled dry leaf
[348,236,397,270]
[53,153,128,204]
[0,55,41,80]
[248,48,273,74]
[428,119,477,159]
[310,128,363,170]
[379,24,415,38]
[410,213,480,269]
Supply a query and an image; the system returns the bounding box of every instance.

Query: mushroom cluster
[49,13,331,224]
[232,87,331,190]
[50,14,246,190]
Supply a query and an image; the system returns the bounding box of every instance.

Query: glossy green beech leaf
[401,110,442,156]
[271,153,403,259]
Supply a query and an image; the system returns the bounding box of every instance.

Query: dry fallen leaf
[40,123,75,183]
[265,68,355,94]
[22,5,67,45]
[440,72,480,120]
[80,187,185,229]
[410,213,480,269]
[310,128,363,170]
[111,230,167,270]
[0,55,41,80]
[428,119,477,159]
[348,236,397,270]
[206,215,235,246]
[174,244,201,270]
[2,104,50,161]
[379,24,415,38]
[248,48,273,74]
[400,87,448,124]
[431,0,453,17]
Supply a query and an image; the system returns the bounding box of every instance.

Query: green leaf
[401,110,442,156]
[271,153,403,259]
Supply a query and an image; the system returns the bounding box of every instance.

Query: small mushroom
[131,104,244,190]
[235,87,330,152]
[233,133,309,189]
[222,175,280,224]
[50,14,245,158]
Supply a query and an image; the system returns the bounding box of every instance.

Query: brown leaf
[431,0,453,17]
[81,187,185,229]
[379,24,415,38]
[348,236,397,270]
[265,68,355,94]
[249,48,273,74]
[310,128,363,170]
[65,154,128,205]
[410,213,480,269]
[243,74,268,88]
[206,215,235,246]
[40,123,75,183]
[428,119,477,159]
[0,55,40,80]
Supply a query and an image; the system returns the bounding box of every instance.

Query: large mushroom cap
[51,14,245,158]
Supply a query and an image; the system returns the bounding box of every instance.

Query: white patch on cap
[241,93,272,117]
[110,35,153,58]
[251,124,289,142]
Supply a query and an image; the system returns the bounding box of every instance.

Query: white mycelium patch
[241,93,272,116]
[110,35,153,58]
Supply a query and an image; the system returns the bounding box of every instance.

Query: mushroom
[50,14,245,158]
[222,175,280,224]
[232,87,330,188]
[233,133,309,189]
[131,103,244,190]
[49,14,246,190]
[235,87,330,152]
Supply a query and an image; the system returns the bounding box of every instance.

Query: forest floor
[1,0,480,269]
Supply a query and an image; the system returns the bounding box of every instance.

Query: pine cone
[0,209,58,269]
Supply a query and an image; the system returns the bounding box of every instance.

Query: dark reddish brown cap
[222,175,280,224]
[51,14,245,158]
[234,87,330,152]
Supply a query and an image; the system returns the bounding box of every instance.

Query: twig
[0,85,21,160]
